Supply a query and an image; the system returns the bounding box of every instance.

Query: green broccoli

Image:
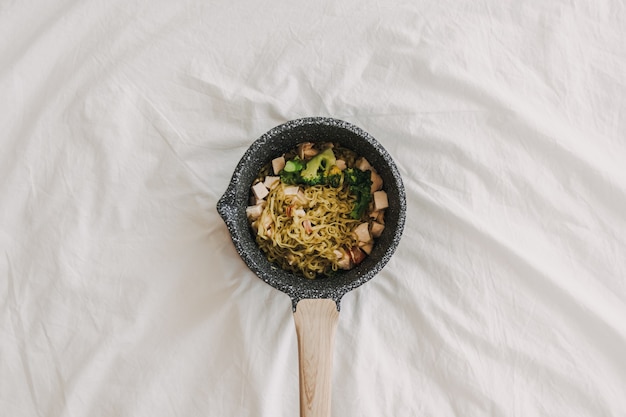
[283,157,305,173]
[279,170,302,185]
[345,168,372,219]
[323,165,343,187]
[279,157,305,184]
[324,173,342,188]
[301,176,324,186]
[300,148,336,182]
[279,149,344,187]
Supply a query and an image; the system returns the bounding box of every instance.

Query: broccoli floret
[345,168,372,219]
[284,157,305,173]
[344,167,365,185]
[300,148,336,182]
[324,174,342,188]
[323,165,343,187]
[279,150,344,187]
[280,170,302,184]
[301,176,323,186]
[279,156,305,184]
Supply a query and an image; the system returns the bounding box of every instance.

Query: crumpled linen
[2,0,626,416]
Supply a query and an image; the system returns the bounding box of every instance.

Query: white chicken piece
[360,242,374,255]
[283,185,300,196]
[355,157,374,172]
[370,171,383,193]
[252,182,269,200]
[295,190,308,205]
[335,249,352,270]
[336,258,352,270]
[371,221,385,238]
[272,156,286,175]
[298,142,318,159]
[263,176,280,190]
[349,246,366,265]
[246,203,264,220]
[373,190,388,211]
[353,222,371,243]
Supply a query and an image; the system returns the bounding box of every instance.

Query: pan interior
[217,117,406,308]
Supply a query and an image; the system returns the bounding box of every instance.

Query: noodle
[256,184,359,278]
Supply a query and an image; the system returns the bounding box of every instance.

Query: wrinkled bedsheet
[2,1,626,416]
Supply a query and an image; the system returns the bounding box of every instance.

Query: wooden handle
[293,299,340,417]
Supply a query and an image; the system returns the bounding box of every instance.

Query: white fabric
[2,1,626,416]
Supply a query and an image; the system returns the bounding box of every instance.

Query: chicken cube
[355,157,374,172]
[349,246,366,265]
[298,142,319,159]
[252,182,269,200]
[295,190,308,205]
[371,221,385,238]
[246,204,264,220]
[283,185,300,196]
[353,222,371,243]
[373,190,388,211]
[335,249,352,270]
[336,257,352,270]
[272,156,286,175]
[264,176,280,190]
[370,171,383,193]
[360,242,374,255]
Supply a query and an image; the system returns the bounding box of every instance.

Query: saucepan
[217,117,406,417]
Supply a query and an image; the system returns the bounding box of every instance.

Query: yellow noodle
[255,183,360,278]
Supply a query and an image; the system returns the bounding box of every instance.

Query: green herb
[344,168,372,219]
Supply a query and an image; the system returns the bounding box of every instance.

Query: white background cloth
[2,1,626,416]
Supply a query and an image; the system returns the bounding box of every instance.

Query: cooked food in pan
[246,142,388,279]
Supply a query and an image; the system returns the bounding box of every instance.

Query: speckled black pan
[217,117,406,310]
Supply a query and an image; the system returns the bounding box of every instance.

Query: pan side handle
[293,299,340,417]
